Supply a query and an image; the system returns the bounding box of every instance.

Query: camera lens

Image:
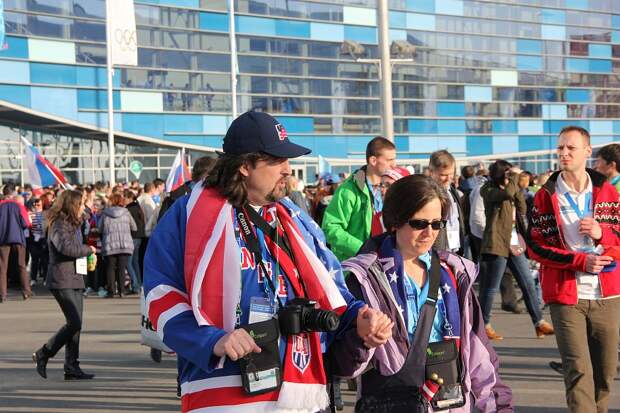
[302,308,340,332]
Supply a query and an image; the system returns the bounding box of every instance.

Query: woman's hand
[356,305,394,348]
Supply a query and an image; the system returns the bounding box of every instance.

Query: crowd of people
[2,110,620,413]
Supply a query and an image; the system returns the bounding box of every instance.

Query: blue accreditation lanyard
[563,192,592,219]
[564,191,593,249]
[611,175,620,187]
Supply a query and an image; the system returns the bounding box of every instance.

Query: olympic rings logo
[114,29,137,52]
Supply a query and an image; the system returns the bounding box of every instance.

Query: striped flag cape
[182,184,347,412]
[21,137,69,189]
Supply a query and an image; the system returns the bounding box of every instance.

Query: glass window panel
[135,4,161,25]
[196,53,230,72]
[308,60,337,77]
[76,43,106,64]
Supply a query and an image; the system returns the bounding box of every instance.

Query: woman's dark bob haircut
[382,174,450,231]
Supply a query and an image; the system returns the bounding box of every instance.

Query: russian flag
[165,149,191,193]
[21,137,69,189]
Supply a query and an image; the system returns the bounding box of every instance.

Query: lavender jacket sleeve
[464,289,514,413]
[328,274,373,378]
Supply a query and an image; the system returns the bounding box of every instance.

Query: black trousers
[105,254,129,296]
[28,239,48,281]
[45,288,83,370]
[469,235,482,264]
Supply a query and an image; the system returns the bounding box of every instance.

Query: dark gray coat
[99,206,137,256]
[47,218,92,289]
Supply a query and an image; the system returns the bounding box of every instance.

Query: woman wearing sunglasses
[329,174,513,412]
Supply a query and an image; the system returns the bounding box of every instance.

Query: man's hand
[579,217,602,241]
[356,305,394,348]
[585,254,614,274]
[213,329,262,361]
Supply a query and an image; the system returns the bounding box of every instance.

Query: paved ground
[1,286,619,412]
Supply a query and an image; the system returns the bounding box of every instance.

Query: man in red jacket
[528,126,620,413]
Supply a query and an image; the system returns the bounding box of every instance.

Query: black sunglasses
[407,219,446,231]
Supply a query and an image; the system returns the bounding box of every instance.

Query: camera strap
[403,251,442,386]
[244,204,294,259]
[236,207,285,310]
[243,204,311,298]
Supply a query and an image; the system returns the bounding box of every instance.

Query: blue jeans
[479,253,543,326]
[126,238,142,292]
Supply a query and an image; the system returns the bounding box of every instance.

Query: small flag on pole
[165,149,191,193]
[21,137,69,189]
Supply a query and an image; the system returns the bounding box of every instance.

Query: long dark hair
[45,190,83,229]
[204,152,283,206]
[382,174,450,231]
[489,160,513,187]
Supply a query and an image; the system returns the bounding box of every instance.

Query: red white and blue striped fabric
[184,184,344,412]
[21,137,68,188]
[144,181,359,413]
[165,149,192,193]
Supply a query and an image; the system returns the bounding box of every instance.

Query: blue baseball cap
[223,111,311,158]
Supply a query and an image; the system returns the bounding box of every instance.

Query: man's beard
[265,183,287,202]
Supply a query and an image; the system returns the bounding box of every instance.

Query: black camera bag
[239,318,282,395]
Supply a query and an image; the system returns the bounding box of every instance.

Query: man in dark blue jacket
[0,196,32,302]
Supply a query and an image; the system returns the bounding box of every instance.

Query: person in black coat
[124,189,146,293]
[32,190,96,380]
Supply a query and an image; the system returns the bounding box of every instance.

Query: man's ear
[239,163,250,177]
[368,156,377,167]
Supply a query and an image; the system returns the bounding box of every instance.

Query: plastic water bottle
[87,254,97,272]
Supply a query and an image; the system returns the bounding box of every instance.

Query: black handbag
[355,387,427,413]
[425,339,465,410]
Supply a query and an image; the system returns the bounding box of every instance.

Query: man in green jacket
[322,137,396,261]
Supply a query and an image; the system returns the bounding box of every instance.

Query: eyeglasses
[407,219,446,231]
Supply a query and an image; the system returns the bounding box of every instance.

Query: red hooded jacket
[528,169,620,305]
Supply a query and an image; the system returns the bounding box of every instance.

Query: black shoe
[33,347,49,379]
[549,361,563,375]
[501,304,524,314]
[64,365,95,380]
[64,371,95,380]
[150,348,162,363]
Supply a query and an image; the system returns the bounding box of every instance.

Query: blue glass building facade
[0,0,618,181]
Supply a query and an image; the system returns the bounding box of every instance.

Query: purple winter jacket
[331,250,514,413]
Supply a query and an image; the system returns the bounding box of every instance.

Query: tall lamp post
[341,21,415,141]
[377,0,393,140]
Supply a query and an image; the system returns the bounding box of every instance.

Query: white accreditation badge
[248,297,276,324]
[75,257,88,275]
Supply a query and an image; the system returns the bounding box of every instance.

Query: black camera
[277,298,340,335]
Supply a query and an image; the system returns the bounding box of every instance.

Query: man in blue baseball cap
[144,111,393,412]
